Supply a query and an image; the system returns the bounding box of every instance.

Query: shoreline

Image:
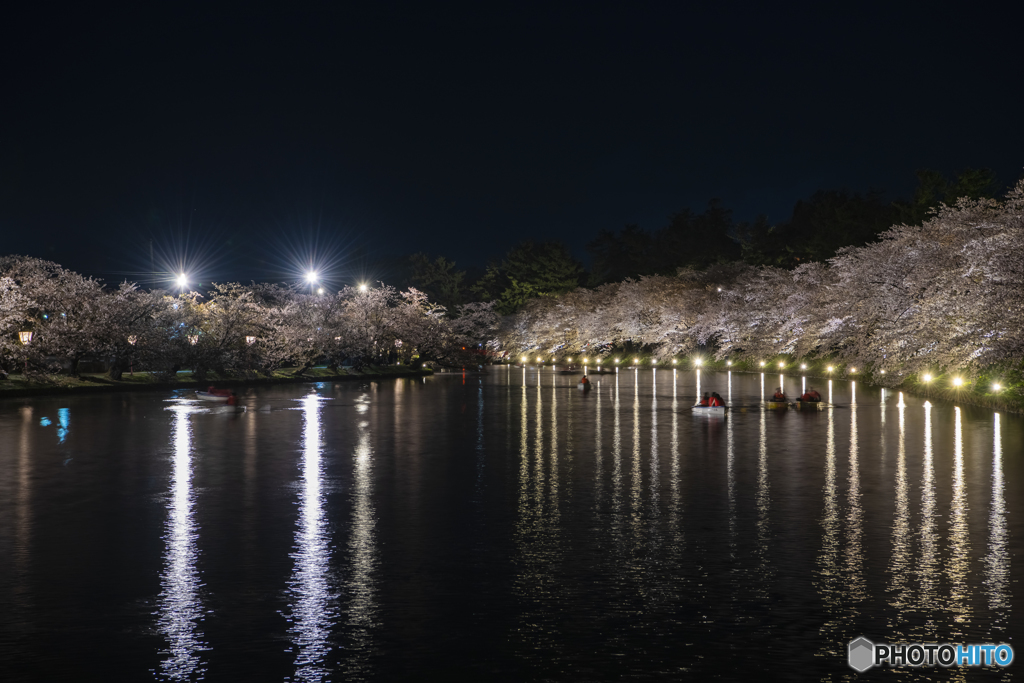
[0,366,434,401]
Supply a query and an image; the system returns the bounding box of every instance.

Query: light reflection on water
[948,407,971,632]
[342,394,379,677]
[156,404,207,681]
[285,394,336,682]
[986,413,1010,622]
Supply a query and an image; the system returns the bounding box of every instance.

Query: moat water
[1,368,1020,680]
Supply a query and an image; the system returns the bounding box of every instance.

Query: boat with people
[577,376,591,391]
[195,387,232,401]
[693,390,726,414]
[765,401,789,410]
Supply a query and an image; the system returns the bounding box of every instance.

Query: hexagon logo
[848,636,875,672]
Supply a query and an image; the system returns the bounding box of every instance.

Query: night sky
[3,2,1022,287]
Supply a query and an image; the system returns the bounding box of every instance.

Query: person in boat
[772,387,786,401]
[798,388,822,402]
[226,392,238,406]
[699,392,710,406]
[708,392,724,407]
[580,375,590,385]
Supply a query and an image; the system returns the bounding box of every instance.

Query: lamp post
[19,330,32,376]
[128,335,137,376]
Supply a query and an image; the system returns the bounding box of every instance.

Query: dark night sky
[2,2,1022,287]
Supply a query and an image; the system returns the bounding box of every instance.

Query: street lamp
[759,361,765,368]
[128,335,137,376]
[993,382,1002,392]
[359,283,368,292]
[952,377,963,387]
[176,273,188,291]
[801,363,807,370]
[778,361,785,369]
[19,331,32,375]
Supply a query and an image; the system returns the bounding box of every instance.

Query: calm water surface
[1,369,1021,681]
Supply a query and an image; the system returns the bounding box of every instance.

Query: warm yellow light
[726,360,732,366]
[651,359,656,364]
[317,287,324,294]
[536,357,542,362]
[952,377,963,387]
[880,369,885,374]
[19,330,32,344]
[850,368,856,373]
[694,358,702,367]
[778,361,784,368]
[827,366,833,372]
[128,335,137,345]
[993,383,1002,391]
[188,335,199,345]
[634,358,639,364]
[672,359,677,364]
[583,357,588,363]
[800,363,806,369]
[759,361,765,367]
[246,336,256,345]
[359,283,368,292]
[615,358,620,363]
[521,356,526,362]
[923,373,932,382]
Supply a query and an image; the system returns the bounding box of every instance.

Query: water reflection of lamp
[158,405,206,679]
[287,394,336,680]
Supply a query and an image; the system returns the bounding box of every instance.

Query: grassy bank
[0,365,433,400]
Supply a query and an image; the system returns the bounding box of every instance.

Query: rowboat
[577,381,591,391]
[692,404,726,415]
[765,401,789,410]
[196,391,232,401]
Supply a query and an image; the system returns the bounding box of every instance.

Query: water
[1,369,1020,680]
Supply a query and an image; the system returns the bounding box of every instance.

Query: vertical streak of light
[612,375,622,531]
[816,405,839,640]
[726,398,735,560]
[802,376,806,396]
[985,414,1009,623]
[650,372,659,518]
[345,397,378,672]
[888,397,910,620]
[534,381,544,514]
[631,371,642,531]
[696,369,701,403]
[919,402,938,614]
[727,370,732,404]
[595,383,603,510]
[828,380,833,405]
[14,407,33,627]
[548,375,559,523]
[845,399,864,608]
[755,405,770,598]
[851,381,856,406]
[947,407,970,630]
[286,395,336,682]
[672,373,681,546]
[157,406,206,681]
[760,372,764,401]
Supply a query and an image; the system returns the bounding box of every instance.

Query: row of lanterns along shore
[507,354,1000,393]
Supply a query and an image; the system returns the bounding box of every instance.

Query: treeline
[407,168,1004,311]
[0,257,499,381]
[497,180,1024,384]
